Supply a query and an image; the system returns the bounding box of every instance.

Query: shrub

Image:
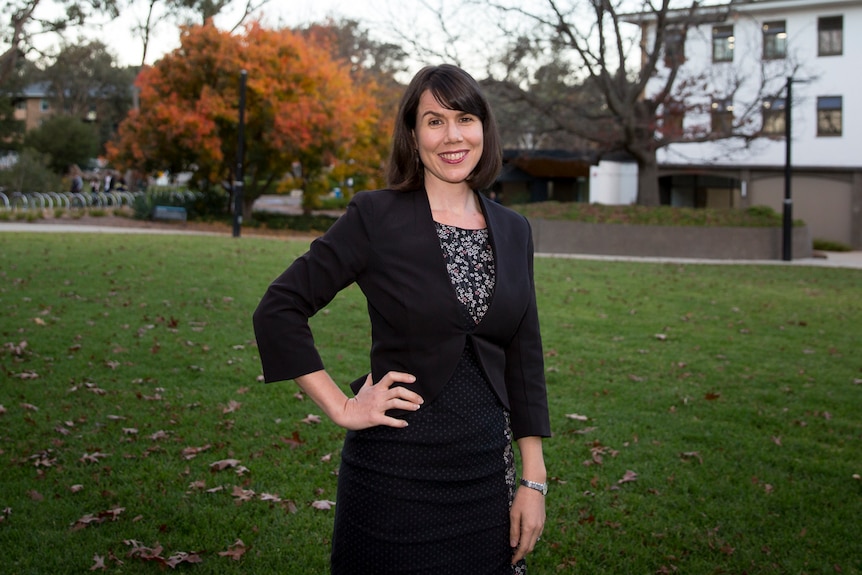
[250,211,338,233]
[510,201,803,227]
[813,238,853,252]
[133,188,228,221]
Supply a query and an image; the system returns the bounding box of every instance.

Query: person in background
[68,165,83,195]
[253,64,550,575]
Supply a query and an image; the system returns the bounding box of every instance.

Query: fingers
[510,490,545,564]
[350,371,423,429]
[510,532,540,564]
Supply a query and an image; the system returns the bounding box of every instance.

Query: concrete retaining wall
[530,219,812,260]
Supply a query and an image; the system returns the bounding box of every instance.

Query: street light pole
[782,76,793,261]
[233,70,247,239]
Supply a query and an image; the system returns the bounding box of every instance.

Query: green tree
[0,147,62,192]
[0,0,120,85]
[24,114,99,173]
[37,40,136,153]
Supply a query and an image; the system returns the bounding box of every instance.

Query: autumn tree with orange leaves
[107,22,386,216]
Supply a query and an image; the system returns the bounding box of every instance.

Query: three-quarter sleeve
[503,230,551,440]
[253,199,371,383]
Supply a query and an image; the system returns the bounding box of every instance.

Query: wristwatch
[519,478,548,496]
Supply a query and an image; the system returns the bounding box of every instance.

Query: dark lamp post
[782,76,810,261]
[233,70,248,238]
[782,76,793,261]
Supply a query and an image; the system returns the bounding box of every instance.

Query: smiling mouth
[439,151,468,163]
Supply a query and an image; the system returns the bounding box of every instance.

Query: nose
[445,122,463,143]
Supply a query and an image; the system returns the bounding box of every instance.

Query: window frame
[661,99,685,139]
[664,27,686,67]
[761,97,786,136]
[818,15,843,56]
[762,20,787,60]
[710,98,734,136]
[712,25,735,63]
[816,96,842,137]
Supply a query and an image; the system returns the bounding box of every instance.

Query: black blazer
[253,188,550,439]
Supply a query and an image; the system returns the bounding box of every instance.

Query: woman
[253,64,550,574]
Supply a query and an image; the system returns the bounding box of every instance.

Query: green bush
[813,238,853,252]
[0,148,63,193]
[133,188,228,221]
[511,201,803,227]
[250,211,338,232]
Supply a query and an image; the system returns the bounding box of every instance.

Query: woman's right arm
[295,370,423,430]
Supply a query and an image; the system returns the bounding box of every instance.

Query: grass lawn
[0,231,860,574]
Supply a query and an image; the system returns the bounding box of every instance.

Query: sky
[100,0,378,67]
[22,0,551,82]
[92,0,469,71]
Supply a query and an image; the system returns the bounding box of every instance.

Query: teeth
[440,152,466,161]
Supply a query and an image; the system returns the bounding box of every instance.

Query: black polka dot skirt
[331,344,526,574]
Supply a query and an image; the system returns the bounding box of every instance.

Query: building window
[817,96,842,137]
[40,99,50,112]
[818,16,843,56]
[712,25,734,62]
[761,97,786,135]
[661,100,685,139]
[711,98,734,135]
[664,27,685,67]
[762,20,787,59]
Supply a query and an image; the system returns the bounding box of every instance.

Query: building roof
[503,149,595,179]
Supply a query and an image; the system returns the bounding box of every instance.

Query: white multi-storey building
[641,0,861,248]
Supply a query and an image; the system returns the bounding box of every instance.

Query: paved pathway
[2,221,861,270]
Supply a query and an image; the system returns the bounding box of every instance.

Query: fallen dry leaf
[280,431,305,448]
[565,413,589,421]
[218,538,248,561]
[311,500,336,510]
[90,554,106,571]
[680,452,703,464]
[232,486,256,502]
[209,458,241,471]
[618,470,638,484]
[181,444,211,460]
[80,452,111,464]
[302,414,322,425]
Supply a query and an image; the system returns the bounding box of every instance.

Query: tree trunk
[636,156,661,206]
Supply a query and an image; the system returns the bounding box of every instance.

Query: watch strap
[519,478,548,496]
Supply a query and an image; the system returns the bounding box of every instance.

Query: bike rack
[69,193,87,209]
[10,192,28,211]
[48,192,68,209]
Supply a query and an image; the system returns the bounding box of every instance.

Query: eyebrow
[420,109,470,120]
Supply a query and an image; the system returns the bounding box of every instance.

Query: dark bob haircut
[385,64,502,192]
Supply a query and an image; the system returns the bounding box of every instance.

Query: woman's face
[413,89,484,190]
